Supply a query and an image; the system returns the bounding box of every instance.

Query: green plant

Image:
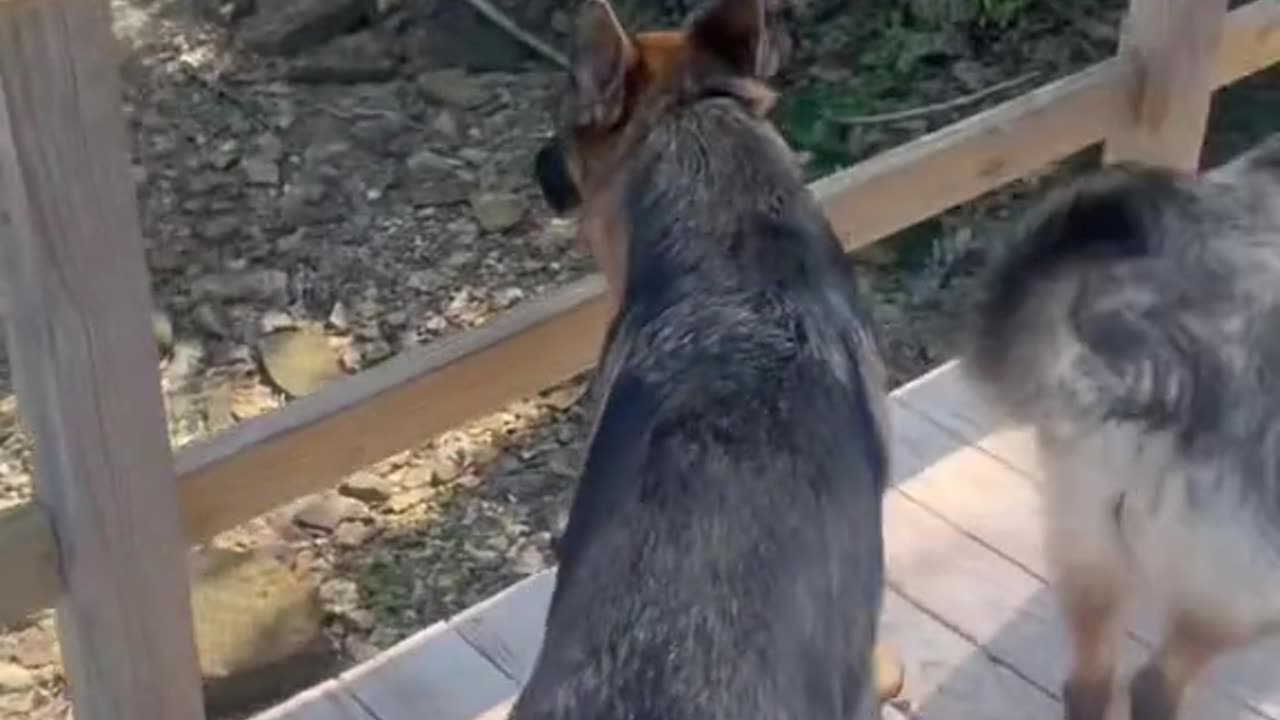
[978,0,1030,27]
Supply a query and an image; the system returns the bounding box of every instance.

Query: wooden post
[1105,0,1231,171]
[0,0,207,718]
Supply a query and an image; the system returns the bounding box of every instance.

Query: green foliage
[978,0,1030,27]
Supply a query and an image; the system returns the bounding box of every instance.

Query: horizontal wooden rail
[1,0,1277,629]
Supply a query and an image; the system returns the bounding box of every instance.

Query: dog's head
[533,0,784,304]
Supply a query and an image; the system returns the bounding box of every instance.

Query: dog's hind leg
[1130,612,1239,720]
[872,644,904,703]
[1059,565,1124,720]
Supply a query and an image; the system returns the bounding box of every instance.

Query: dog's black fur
[510,3,890,719]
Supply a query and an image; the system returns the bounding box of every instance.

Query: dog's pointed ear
[571,0,637,128]
[690,0,777,78]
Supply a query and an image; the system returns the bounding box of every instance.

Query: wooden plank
[1105,0,1230,170]
[0,0,207,718]
[342,621,516,720]
[451,572,1060,720]
[883,490,1263,718]
[811,59,1131,250]
[452,570,554,685]
[251,681,374,720]
[1,1,1279,631]
[880,591,1060,720]
[1216,0,1280,87]
[890,402,1280,718]
[892,361,1040,477]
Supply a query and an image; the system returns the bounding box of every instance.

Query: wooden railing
[0,0,1277,718]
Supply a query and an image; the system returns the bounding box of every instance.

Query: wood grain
[250,681,374,720]
[342,621,517,720]
[1105,0,1231,170]
[0,0,206,716]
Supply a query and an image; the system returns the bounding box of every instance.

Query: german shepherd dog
[513,0,901,717]
[966,134,1280,720]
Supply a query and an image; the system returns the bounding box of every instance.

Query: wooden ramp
[250,360,1280,720]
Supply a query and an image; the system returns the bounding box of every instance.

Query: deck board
[901,363,1280,719]
[341,622,517,720]
[247,681,373,720]
[252,359,1280,720]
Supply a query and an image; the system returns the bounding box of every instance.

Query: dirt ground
[0,0,1275,717]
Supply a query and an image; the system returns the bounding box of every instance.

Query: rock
[197,214,242,243]
[338,471,394,504]
[419,68,490,109]
[152,310,174,354]
[239,0,373,55]
[194,269,291,304]
[193,302,233,338]
[334,521,376,548]
[190,548,335,717]
[0,663,34,693]
[405,148,457,175]
[408,179,470,208]
[280,183,344,227]
[259,309,298,334]
[293,494,370,532]
[385,487,431,513]
[287,30,400,84]
[327,300,351,331]
[469,192,525,233]
[406,269,444,293]
[430,110,460,143]
[259,327,345,398]
[512,542,546,575]
[317,578,360,614]
[242,156,280,186]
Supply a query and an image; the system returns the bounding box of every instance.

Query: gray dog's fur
[965,134,1280,720]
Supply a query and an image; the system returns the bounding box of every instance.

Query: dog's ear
[690,0,779,79]
[571,0,638,128]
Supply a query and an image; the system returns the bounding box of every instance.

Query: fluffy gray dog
[965,134,1280,720]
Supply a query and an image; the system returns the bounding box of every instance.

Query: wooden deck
[249,359,1280,720]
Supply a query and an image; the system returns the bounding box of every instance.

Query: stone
[189,548,335,717]
[259,327,344,398]
[338,471,394,504]
[197,214,242,243]
[193,302,233,338]
[194,269,291,304]
[469,191,525,233]
[0,663,34,693]
[385,487,431,513]
[317,578,360,614]
[293,494,369,532]
[430,110,460,142]
[239,0,373,55]
[407,179,470,208]
[405,148,457,175]
[287,30,400,84]
[242,156,281,186]
[327,300,351,331]
[419,68,490,109]
[259,309,298,334]
[280,184,344,227]
[152,310,174,354]
[334,521,376,548]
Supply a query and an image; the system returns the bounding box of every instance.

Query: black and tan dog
[513,0,901,718]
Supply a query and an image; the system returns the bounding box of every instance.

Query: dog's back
[513,1,889,718]
[965,134,1280,720]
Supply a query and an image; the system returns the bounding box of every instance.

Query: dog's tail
[965,165,1188,419]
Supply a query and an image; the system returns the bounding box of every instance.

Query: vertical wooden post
[1104,0,1231,171]
[0,0,207,718]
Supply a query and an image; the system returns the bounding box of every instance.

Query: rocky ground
[0,0,1275,717]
